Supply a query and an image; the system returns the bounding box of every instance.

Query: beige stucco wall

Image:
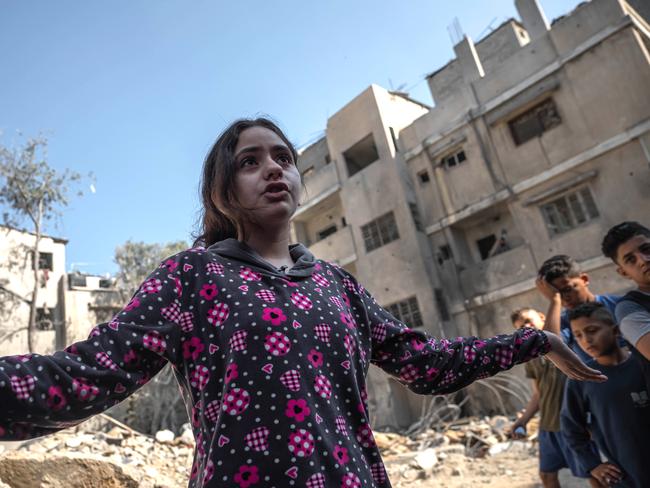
[0,227,67,355]
[290,0,650,429]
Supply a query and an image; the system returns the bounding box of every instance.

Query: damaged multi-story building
[0,225,121,356]
[291,0,650,428]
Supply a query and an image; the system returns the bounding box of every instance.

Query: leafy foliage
[0,135,88,351]
[110,239,190,434]
[113,240,189,300]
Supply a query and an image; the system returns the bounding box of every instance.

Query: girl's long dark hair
[193,117,298,248]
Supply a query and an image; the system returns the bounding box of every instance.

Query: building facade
[291,0,650,428]
[0,226,120,356]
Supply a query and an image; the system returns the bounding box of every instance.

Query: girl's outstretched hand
[543,332,608,382]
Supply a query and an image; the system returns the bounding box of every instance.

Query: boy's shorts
[538,429,596,477]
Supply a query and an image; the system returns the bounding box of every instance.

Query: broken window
[31,251,53,271]
[317,224,338,241]
[361,212,399,252]
[417,170,430,184]
[437,245,453,265]
[36,307,54,331]
[440,149,466,169]
[69,273,87,288]
[343,134,380,177]
[509,98,561,146]
[99,278,113,289]
[476,234,497,261]
[540,187,599,236]
[386,296,423,328]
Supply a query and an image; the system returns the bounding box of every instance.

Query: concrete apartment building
[292,0,650,428]
[0,226,120,356]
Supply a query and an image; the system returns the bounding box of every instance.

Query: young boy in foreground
[510,308,597,488]
[601,221,650,389]
[561,303,650,487]
[536,255,620,361]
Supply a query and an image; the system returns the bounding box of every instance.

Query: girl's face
[229,126,301,230]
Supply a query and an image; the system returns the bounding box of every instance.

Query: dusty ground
[387,450,590,488]
[0,415,593,487]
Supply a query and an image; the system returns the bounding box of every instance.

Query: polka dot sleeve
[0,251,192,440]
[359,288,551,395]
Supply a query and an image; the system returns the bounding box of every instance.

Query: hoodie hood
[207,238,316,279]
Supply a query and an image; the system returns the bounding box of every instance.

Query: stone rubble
[0,415,547,487]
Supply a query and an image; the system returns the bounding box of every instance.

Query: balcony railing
[308,225,356,266]
[295,163,340,218]
[459,245,536,298]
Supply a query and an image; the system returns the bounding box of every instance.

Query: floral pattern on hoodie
[0,239,550,487]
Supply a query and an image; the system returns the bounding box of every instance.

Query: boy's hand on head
[535,276,560,302]
[590,462,623,486]
[544,332,608,382]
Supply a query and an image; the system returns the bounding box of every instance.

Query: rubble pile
[0,420,194,488]
[375,415,542,487]
[0,415,552,488]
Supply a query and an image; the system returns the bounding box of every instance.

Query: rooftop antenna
[447,17,464,46]
[477,17,499,40]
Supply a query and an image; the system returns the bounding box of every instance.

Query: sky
[0,0,582,276]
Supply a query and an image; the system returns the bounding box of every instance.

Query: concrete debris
[154,429,175,444]
[378,415,540,487]
[0,414,542,487]
[0,418,192,487]
[413,448,438,471]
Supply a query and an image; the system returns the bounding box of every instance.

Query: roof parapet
[515,0,550,40]
[453,36,485,83]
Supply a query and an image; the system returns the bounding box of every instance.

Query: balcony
[308,225,356,266]
[295,163,340,218]
[458,245,536,298]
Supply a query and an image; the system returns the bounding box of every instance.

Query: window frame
[385,296,423,328]
[509,98,562,146]
[31,251,54,271]
[361,211,400,253]
[540,186,599,237]
[439,149,467,170]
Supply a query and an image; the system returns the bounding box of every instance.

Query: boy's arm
[636,334,650,362]
[616,300,650,361]
[560,380,602,473]
[536,277,562,335]
[511,379,539,436]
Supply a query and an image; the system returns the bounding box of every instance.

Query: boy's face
[548,274,592,309]
[512,310,545,330]
[615,234,650,289]
[570,316,618,359]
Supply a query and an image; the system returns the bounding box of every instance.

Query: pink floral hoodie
[0,239,550,487]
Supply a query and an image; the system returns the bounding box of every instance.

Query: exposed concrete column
[515,0,550,40]
[453,36,484,82]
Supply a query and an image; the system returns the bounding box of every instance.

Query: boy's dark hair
[568,302,615,326]
[601,221,650,262]
[510,308,535,325]
[538,255,582,282]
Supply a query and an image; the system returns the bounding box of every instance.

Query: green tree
[0,135,87,352]
[113,239,188,300]
[110,239,189,434]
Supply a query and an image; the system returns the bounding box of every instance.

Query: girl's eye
[277,154,293,165]
[240,157,257,167]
